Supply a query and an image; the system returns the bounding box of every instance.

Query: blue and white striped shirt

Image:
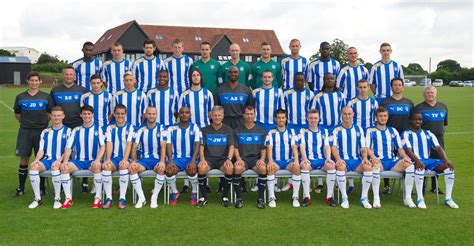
[299,127,330,160]
[282,88,314,126]
[147,87,178,126]
[332,124,366,160]
[336,64,369,100]
[265,128,298,161]
[365,126,402,160]
[39,126,72,160]
[402,129,440,160]
[66,124,105,161]
[163,55,193,95]
[280,55,308,91]
[253,87,284,125]
[105,122,136,159]
[112,89,147,127]
[80,90,112,128]
[178,88,214,128]
[167,123,201,159]
[134,124,167,159]
[102,59,132,94]
[307,57,340,92]
[369,60,404,99]
[347,97,379,131]
[71,57,104,91]
[132,56,165,93]
[311,91,346,128]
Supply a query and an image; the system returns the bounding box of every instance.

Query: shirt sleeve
[66,129,77,149]
[13,95,21,114]
[428,131,440,148]
[38,130,46,151]
[105,126,112,142]
[98,128,105,146]
[394,130,403,149]
[402,131,412,149]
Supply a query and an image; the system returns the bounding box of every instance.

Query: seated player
[28,106,72,209]
[166,107,201,205]
[197,106,235,208]
[331,106,372,209]
[103,104,137,209]
[129,106,168,208]
[365,107,419,208]
[80,74,112,132]
[299,109,336,207]
[403,113,458,209]
[266,109,301,208]
[59,105,106,209]
[234,106,267,208]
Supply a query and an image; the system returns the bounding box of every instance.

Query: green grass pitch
[0,86,473,244]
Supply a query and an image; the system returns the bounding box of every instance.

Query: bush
[32,63,68,73]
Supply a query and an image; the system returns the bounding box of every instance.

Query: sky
[0,0,472,72]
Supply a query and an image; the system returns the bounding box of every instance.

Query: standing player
[380,77,414,194]
[102,104,136,209]
[163,39,193,95]
[265,109,301,208]
[253,70,284,133]
[190,41,221,94]
[234,106,267,208]
[299,109,336,207]
[196,106,235,208]
[166,107,201,205]
[71,41,104,91]
[346,79,378,132]
[14,72,53,197]
[215,66,254,129]
[129,106,168,209]
[369,42,404,104]
[281,39,308,91]
[102,42,132,94]
[80,75,112,131]
[112,72,147,127]
[414,85,448,194]
[282,72,315,134]
[250,42,282,89]
[307,42,340,93]
[178,69,214,128]
[147,70,178,126]
[366,107,419,208]
[336,47,369,100]
[132,39,165,93]
[218,43,251,86]
[403,113,458,208]
[28,106,71,209]
[331,106,372,209]
[59,105,106,209]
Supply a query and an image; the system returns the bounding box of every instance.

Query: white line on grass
[0,100,13,112]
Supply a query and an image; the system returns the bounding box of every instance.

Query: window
[242,37,249,43]
[194,36,202,41]
[107,34,112,40]
[155,34,163,40]
[194,55,202,61]
[245,55,252,62]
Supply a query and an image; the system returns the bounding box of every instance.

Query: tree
[364,62,373,71]
[309,38,350,65]
[0,49,15,57]
[436,59,461,72]
[37,52,62,64]
[403,63,428,75]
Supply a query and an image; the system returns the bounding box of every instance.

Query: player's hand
[166,162,178,173]
[267,162,276,173]
[444,160,454,170]
[235,159,245,167]
[335,159,346,169]
[402,156,412,164]
[325,159,335,166]
[414,160,425,171]
[198,160,208,168]
[187,162,197,174]
[119,159,130,169]
[256,158,266,166]
[370,157,381,166]
[224,159,233,166]
[301,158,311,166]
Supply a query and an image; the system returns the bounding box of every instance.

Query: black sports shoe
[430,187,445,195]
[180,185,189,193]
[383,185,391,194]
[221,197,231,208]
[196,197,208,208]
[235,198,243,208]
[326,197,336,207]
[256,198,265,209]
[301,197,312,207]
[14,188,25,197]
[81,183,89,193]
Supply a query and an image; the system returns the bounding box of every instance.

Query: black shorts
[16,128,42,157]
[206,157,227,169]
[242,156,261,169]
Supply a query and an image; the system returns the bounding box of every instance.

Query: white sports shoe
[445,199,459,209]
[360,198,372,209]
[403,198,416,208]
[341,198,349,209]
[150,200,158,209]
[281,183,291,191]
[251,184,258,192]
[373,198,381,208]
[274,185,281,193]
[416,199,427,209]
[53,199,62,209]
[28,199,42,209]
[268,197,277,208]
[135,198,146,208]
[292,198,300,208]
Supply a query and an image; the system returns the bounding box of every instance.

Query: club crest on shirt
[240,67,244,71]
[272,65,276,69]
[210,65,215,69]
[94,131,99,136]
[74,95,80,100]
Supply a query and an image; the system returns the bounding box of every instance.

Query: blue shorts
[256,122,276,134]
[173,157,197,171]
[343,159,361,172]
[111,156,129,170]
[275,159,294,170]
[71,160,94,170]
[137,158,160,170]
[420,158,444,171]
[381,159,399,170]
[287,124,307,134]
[40,159,58,170]
[309,159,325,170]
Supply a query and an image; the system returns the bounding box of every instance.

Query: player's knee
[301,162,310,171]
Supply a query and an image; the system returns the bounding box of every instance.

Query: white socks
[184,178,190,187]
[414,168,425,201]
[362,171,373,200]
[93,172,103,199]
[119,169,129,200]
[188,174,198,193]
[404,165,415,200]
[326,169,336,198]
[102,171,112,200]
[301,170,311,198]
[166,175,178,193]
[61,173,72,200]
[51,170,61,200]
[292,174,301,199]
[348,178,354,187]
[151,174,165,202]
[130,173,145,201]
[444,168,455,200]
[336,171,347,199]
[372,168,381,201]
[267,175,276,199]
[29,170,41,200]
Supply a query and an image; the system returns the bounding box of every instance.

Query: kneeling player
[234,106,267,208]
[129,106,168,208]
[331,106,374,209]
[266,109,301,208]
[103,104,136,209]
[299,109,336,207]
[365,107,419,208]
[60,105,106,209]
[403,113,458,209]
[166,107,201,205]
[28,106,71,209]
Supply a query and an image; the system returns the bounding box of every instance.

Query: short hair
[90,74,101,81]
[409,112,422,120]
[244,105,255,112]
[274,109,287,118]
[111,42,122,48]
[294,72,305,79]
[375,106,388,116]
[380,42,391,49]
[81,105,94,114]
[424,85,437,94]
[200,41,211,47]
[83,41,94,48]
[158,70,168,75]
[262,69,273,76]
[307,109,319,115]
[123,71,135,79]
[27,72,40,81]
[320,41,330,48]
[390,77,404,87]
[63,65,75,72]
[211,105,224,114]
[261,42,270,47]
[114,104,127,113]
[358,79,369,85]
[143,39,156,48]
[289,39,300,44]
[172,39,183,45]
[51,106,64,112]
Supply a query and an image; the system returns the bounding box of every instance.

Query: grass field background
[0,86,473,244]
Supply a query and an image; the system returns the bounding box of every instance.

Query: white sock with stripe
[301,170,311,198]
[336,171,347,200]
[93,173,103,199]
[29,170,41,200]
[51,170,61,200]
[151,174,165,202]
[166,175,178,193]
[267,175,276,199]
[372,168,381,201]
[444,168,455,200]
[119,169,129,200]
[326,169,336,198]
[188,174,198,193]
[362,171,373,200]
[130,173,145,201]
[292,174,301,199]
[404,165,415,200]
[61,173,72,200]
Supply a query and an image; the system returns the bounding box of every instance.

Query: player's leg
[355,161,373,209]
[220,160,233,208]
[196,160,211,207]
[129,161,147,208]
[266,162,280,208]
[28,160,46,208]
[433,161,458,208]
[391,159,420,208]
[233,160,246,208]
[118,159,130,209]
[371,162,382,208]
[286,160,301,207]
[300,160,312,207]
[166,160,180,205]
[59,161,79,209]
[90,160,103,209]
[15,128,32,196]
[253,160,267,209]
[49,160,62,209]
[101,160,116,209]
[150,160,166,208]
[321,161,337,207]
[336,160,349,209]
[185,160,198,205]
